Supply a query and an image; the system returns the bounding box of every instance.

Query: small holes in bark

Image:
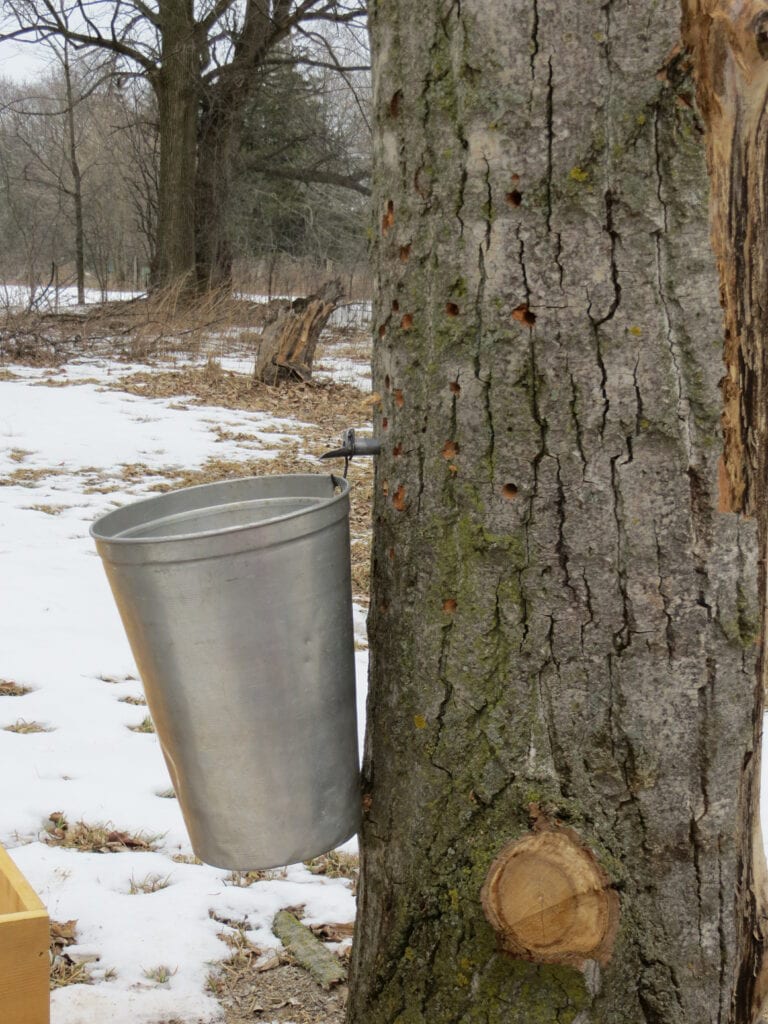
[378,324,387,338]
[442,440,459,459]
[392,299,400,313]
[389,90,403,118]
[384,374,391,389]
[506,191,522,207]
[502,483,519,500]
[512,304,536,327]
[394,389,405,408]
[446,302,460,317]
[399,244,411,262]
[382,200,395,235]
[382,417,389,429]
[442,598,457,614]
[393,443,403,457]
[388,547,396,561]
[392,485,407,511]
[400,313,414,330]
[450,381,461,395]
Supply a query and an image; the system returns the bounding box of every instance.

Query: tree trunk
[62,50,85,306]
[253,279,343,383]
[195,95,237,291]
[348,3,763,1023]
[151,0,200,290]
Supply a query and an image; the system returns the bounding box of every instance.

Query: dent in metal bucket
[91,474,360,869]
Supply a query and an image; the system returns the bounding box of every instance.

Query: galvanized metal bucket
[91,474,360,869]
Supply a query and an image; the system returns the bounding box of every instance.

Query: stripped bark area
[682,4,768,1019]
[349,2,760,1022]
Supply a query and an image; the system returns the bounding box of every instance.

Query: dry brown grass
[0,465,66,487]
[104,364,375,437]
[304,851,359,883]
[129,873,171,895]
[50,920,83,986]
[44,813,160,852]
[118,694,147,706]
[3,719,52,733]
[0,680,32,696]
[128,715,155,733]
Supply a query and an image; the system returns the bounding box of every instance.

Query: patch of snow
[0,357,365,1023]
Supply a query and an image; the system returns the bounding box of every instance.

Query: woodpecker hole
[399,244,411,262]
[442,440,459,460]
[506,191,522,207]
[382,480,389,496]
[393,443,403,457]
[512,304,536,327]
[382,200,395,235]
[510,173,520,184]
[382,417,389,429]
[446,302,460,317]
[389,90,403,118]
[393,484,407,511]
[400,313,414,330]
[384,374,391,389]
[442,598,458,614]
[378,323,387,338]
[388,547,396,561]
[502,483,519,500]
[391,299,400,313]
[450,381,461,395]
[394,389,405,408]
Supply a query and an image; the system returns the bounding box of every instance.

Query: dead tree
[253,278,343,384]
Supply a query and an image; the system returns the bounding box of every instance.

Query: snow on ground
[0,357,366,1023]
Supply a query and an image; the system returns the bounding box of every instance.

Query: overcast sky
[1,37,52,82]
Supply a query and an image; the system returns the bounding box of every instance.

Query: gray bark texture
[348,2,764,1023]
[152,0,199,289]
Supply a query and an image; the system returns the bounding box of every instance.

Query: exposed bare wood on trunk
[682,4,768,1019]
[481,816,620,969]
[253,279,343,384]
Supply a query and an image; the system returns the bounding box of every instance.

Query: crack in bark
[652,104,670,235]
[609,455,632,653]
[555,455,576,599]
[482,156,492,252]
[568,370,588,477]
[653,230,693,465]
[546,57,554,232]
[530,0,539,83]
[587,191,621,438]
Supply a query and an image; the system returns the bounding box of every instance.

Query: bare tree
[0,0,367,290]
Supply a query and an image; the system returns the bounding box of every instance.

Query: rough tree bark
[348,2,763,1022]
[150,0,201,289]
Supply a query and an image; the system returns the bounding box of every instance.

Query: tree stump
[253,279,343,384]
[481,828,619,968]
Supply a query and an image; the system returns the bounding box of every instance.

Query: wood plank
[0,845,50,1024]
[0,846,46,915]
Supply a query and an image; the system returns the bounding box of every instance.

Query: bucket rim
[90,472,349,547]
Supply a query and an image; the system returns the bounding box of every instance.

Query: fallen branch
[272,910,347,990]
